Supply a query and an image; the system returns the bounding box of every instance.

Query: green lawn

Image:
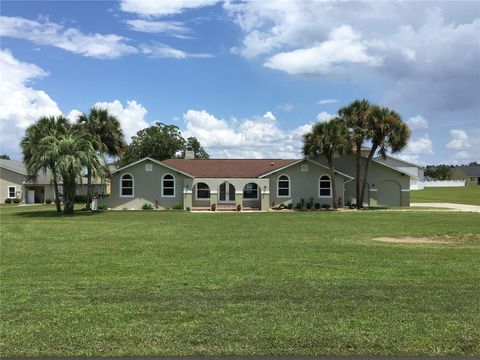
[411,186,480,205]
[1,205,479,356]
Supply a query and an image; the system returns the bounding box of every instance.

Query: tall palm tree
[37,126,107,214]
[21,116,70,212]
[76,107,126,208]
[303,118,350,209]
[338,99,371,206]
[358,105,411,206]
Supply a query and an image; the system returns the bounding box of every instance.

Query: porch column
[183,189,192,210]
[235,191,242,210]
[210,190,218,210]
[369,188,378,207]
[261,191,270,211]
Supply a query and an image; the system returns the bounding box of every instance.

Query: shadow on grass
[14,209,105,218]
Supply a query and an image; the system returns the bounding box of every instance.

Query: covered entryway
[242,182,261,209]
[378,180,401,206]
[219,182,235,203]
[24,186,45,204]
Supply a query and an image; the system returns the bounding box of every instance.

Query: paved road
[411,202,480,213]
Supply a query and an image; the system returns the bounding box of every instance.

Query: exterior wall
[104,159,191,210]
[266,160,345,208]
[451,168,480,186]
[375,157,424,190]
[0,167,25,203]
[327,154,411,206]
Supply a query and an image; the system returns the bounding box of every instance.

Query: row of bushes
[273,202,331,210]
[141,202,183,210]
[4,198,20,204]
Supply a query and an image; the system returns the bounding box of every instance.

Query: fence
[423,180,465,188]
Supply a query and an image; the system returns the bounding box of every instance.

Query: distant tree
[77,107,126,209]
[182,137,209,159]
[119,122,186,166]
[468,161,479,166]
[0,154,10,159]
[303,118,351,209]
[425,164,454,180]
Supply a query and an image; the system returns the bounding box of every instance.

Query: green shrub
[142,203,153,210]
[172,202,183,210]
[211,203,216,211]
[287,203,293,209]
[98,204,106,210]
[306,202,312,209]
[5,198,12,204]
[186,206,191,211]
[45,198,52,204]
[279,203,286,209]
[314,203,320,210]
[12,198,20,204]
[74,195,87,203]
[236,204,242,212]
[322,204,330,210]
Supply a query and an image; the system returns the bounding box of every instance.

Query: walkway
[410,202,480,213]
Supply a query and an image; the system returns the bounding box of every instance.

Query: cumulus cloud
[398,135,434,164]
[183,109,312,158]
[92,100,150,142]
[120,0,218,17]
[407,115,428,130]
[316,111,335,123]
[0,16,137,59]
[264,25,382,75]
[0,49,61,158]
[447,129,470,151]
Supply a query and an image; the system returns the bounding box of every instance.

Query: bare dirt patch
[373,235,458,244]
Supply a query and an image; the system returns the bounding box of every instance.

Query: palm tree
[358,105,411,206]
[302,118,350,209]
[21,116,70,212]
[37,126,107,214]
[76,107,126,209]
[338,99,371,206]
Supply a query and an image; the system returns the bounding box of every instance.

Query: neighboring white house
[374,156,425,190]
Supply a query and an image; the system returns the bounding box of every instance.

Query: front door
[219,182,235,203]
[27,190,35,204]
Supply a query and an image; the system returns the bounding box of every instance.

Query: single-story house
[104,151,413,211]
[0,159,106,204]
[373,155,424,190]
[451,165,480,186]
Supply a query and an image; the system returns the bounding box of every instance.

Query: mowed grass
[1,205,480,356]
[411,186,480,205]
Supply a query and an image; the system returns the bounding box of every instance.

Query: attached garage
[378,180,401,206]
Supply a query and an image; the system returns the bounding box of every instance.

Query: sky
[0,0,479,165]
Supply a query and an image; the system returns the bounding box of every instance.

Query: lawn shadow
[14,209,105,218]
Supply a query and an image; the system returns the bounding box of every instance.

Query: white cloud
[183,109,312,158]
[407,115,428,130]
[279,103,293,112]
[120,0,218,17]
[140,42,213,59]
[125,19,191,38]
[398,135,434,163]
[0,16,137,59]
[317,99,339,105]
[264,25,382,75]
[92,100,149,142]
[316,111,335,123]
[447,129,470,151]
[66,109,82,123]
[0,49,61,158]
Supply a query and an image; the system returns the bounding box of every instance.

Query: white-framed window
[243,183,259,199]
[145,163,153,172]
[196,182,210,200]
[301,164,309,172]
[120,173,134,197]
[277,174,290,197]
[8,186,16,198]
[162,173,175,197]
[319,175,332,197]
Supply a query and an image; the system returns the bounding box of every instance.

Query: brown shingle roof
[161,159,299,178]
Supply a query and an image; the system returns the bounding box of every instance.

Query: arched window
[243,183,259,199]
[277,175,290,197]
[162,174,175,197]
[319,175,331,197]
[196,182,210,200]
[120,173,134,197]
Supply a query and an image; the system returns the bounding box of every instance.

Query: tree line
[21,108,208,214]
[303,99,411,209]
[424,162,478,180]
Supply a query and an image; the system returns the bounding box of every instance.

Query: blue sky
[1,0,479,164]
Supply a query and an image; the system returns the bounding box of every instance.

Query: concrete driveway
[411,202,480,213]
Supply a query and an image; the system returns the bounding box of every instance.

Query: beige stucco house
[0,159,106,204]
[104,152,412,211]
